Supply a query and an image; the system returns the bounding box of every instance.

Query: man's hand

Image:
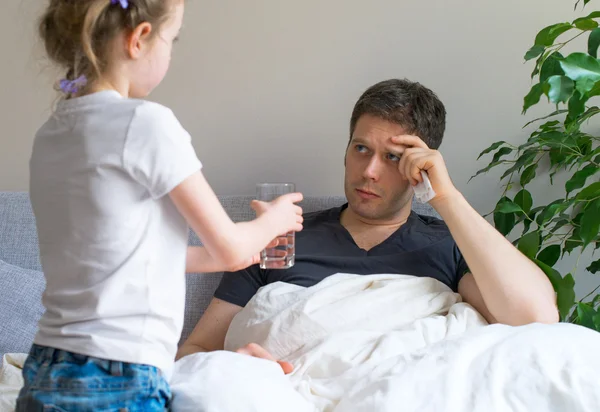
[391,135,459,204]
[235,343,294,375]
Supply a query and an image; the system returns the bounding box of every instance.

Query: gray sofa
[0,191,436,361]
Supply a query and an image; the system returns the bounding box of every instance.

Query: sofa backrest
[0,192,439,345]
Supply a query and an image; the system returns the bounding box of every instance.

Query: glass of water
[256,183,296,270]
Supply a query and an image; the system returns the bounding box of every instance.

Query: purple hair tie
[59,75,87,95]
[111,0,129,9]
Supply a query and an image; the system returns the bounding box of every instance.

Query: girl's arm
[170,171,303,273]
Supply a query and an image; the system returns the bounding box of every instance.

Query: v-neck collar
[333,204,415,254]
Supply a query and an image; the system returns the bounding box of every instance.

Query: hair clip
[59,75,87,95]
[111,0,129,9]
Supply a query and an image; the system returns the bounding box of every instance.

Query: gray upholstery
[0,260,45,357]
[0,192,438,358]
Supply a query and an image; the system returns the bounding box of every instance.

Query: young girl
[17,0,303,410]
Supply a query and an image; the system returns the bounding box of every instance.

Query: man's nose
[363,157,381,181]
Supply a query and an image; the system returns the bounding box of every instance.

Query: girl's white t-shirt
[30,91,202,374]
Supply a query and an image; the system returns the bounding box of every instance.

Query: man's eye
[387,153,401,162]
[356,145,368,153]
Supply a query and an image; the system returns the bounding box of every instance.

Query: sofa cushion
[0,192,41,272]
[0,260,45,360]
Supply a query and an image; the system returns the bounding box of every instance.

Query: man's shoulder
[303,206,341,227]
[406,212,453,242]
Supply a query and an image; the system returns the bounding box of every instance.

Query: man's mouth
[356,188,381,199]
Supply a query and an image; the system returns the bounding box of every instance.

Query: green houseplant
[474,0,600,331]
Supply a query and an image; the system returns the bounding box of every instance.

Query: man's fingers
[277,360,294,374]
[391,134,429,149]
[235,343,276,361]
[235,343,294,374]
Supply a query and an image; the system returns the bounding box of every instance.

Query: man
[177,79,558,368]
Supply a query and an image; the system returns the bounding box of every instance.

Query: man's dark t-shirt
[215,204,469,307]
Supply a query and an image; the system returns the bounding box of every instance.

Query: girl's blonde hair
[39,0,175,93]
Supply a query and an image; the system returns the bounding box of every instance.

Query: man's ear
[126,22,154,59]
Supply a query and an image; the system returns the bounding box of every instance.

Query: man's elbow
[511,302,559,326]
[176,343,208,361]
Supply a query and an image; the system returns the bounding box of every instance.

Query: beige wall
[1,0,596,295]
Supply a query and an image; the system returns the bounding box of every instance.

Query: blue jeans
[16,345,172,412]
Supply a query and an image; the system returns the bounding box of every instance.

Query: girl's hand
[251,193,304,236]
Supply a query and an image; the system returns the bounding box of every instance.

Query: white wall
[1,0,596,296]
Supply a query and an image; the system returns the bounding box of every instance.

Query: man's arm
[176,298,243,360]
[176,296,295,373]
[393,135,558,326]
[435,193,558,325]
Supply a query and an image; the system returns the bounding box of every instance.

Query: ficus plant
[474,0,600,331]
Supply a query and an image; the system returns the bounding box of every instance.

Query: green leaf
[550,148,569,167]
[587,258,600,273]
[501,150,538,180]
[523,110,568,128]
[575,0,593,11]
[560,53,600,85]
[537,245,561,267]
[574,11,600,24]
[588,82,600,98]
[564,227,582,255]
[576,303,597,330]
[494,212,516,237]
[557,274,576,321]
[495,199,523,214]
[494,197,517,236]
[537,200,567,226]
[575,18,599,30]
[525,45,546,61]
[494,198,523,213]
[550,218,571,233]
[589,28,600,58]
[520,164,538,187]
[518,231,541,259]
[491,147,514,164]
[535,259,563,291]
[470,161,506,182]
[538,131,577,150]
[522,206,543,236]
[594,313,600,332]
[523,83,546,113]
[547,75,575,103]
[514,189,533,213]
[477,141,506,160]
[580,199,600,248]
[576,181,600,200]
[535,23,573,47]
[567,93,588,131]
[566,164,600,195]
[540,52,566,83]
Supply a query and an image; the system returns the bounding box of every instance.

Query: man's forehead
[350,134,408,151]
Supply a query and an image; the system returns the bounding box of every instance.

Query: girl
[17,0,303,410]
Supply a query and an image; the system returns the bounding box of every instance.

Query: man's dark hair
[349,79,446,149]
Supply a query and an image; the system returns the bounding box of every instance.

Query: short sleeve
[214,266,266,307]
[123,103,202,199]
[453,243,470,291]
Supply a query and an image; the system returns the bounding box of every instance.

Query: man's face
[344,114,414,221]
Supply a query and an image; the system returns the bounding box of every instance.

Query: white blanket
[0,354,26,412]
[171,273,600,412]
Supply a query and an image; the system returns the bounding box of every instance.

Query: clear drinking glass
[256,183,296,269]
